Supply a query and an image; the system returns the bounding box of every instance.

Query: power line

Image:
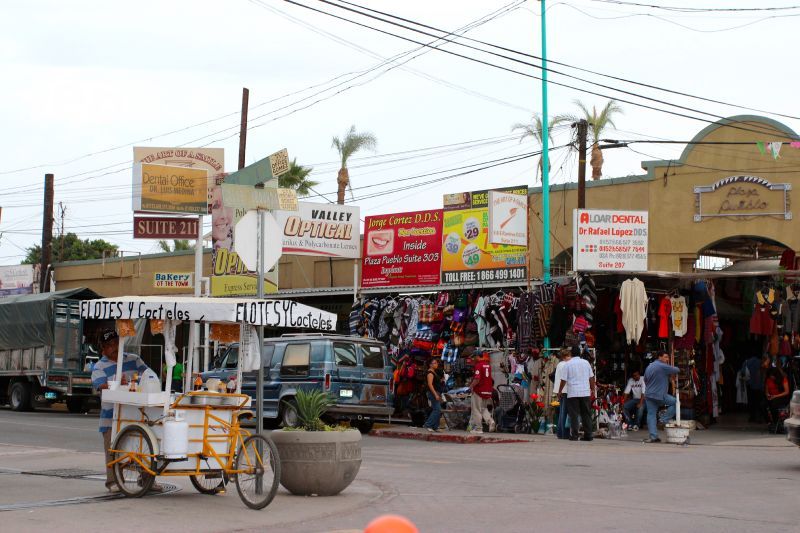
[589,1,800,13]
[323,0,800,124]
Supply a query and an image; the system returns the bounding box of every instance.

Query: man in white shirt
[558,351,596,441]
[552,348,570,439]
[623,369,646,430]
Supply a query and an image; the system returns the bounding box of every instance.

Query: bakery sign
[694,176,791,221]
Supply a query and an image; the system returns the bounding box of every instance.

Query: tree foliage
[157,239,193,253]
[278,158,318,197]
[331,125,377,204]
[23,232,118,264]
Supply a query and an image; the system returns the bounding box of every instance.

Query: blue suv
[202,334,393,433]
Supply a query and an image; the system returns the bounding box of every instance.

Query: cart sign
[134,216,199,239]
[573,209,648,271]
[78,297,337,330]
[133,163,209,215]
[154,273,192,289]
[362,209,443,287]
[488,190,528,246]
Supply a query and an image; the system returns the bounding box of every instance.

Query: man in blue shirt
[643,351,679,443]
[91,328,162,493]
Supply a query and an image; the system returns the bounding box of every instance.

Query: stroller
[494,383,530,434]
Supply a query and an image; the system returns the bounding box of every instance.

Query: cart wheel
[234,434,280,510]
[190,472,227,494]
[112,425,156,497]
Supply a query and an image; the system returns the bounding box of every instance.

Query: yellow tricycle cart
[80,296,338,510]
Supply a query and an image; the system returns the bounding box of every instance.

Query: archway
[695,235,790,271]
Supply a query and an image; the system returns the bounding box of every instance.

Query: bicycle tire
[234,434,280,510]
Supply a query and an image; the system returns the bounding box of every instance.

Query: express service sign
[573,209,648,271]
[440,186,528,284]
[362,209,443,287]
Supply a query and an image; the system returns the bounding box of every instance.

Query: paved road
[1,406,798,532]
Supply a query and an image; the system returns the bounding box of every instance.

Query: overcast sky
[1,0,796,264]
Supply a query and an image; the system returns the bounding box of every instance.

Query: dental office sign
[573,209,648,272]
[362,209,443,287]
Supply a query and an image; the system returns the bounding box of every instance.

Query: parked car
[786,390,800,448]
[202,334,393,433]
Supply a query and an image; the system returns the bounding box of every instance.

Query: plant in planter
[270,390,362,496]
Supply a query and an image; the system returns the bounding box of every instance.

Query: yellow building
[529,115,799,276]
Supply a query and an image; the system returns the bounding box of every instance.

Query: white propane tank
[162,412,189,459]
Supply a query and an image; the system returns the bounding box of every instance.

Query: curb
[370,428,531,444]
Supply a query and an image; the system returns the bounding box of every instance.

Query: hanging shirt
[658,297,672,338]
[620,278,648,345]
[670,296,688,337]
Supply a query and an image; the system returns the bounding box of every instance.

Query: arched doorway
[695,235,790,271]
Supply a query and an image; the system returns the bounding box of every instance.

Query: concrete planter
[270,429,362,496]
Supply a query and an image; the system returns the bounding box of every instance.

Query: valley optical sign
[361,209,443,287]
[573,209,648,272]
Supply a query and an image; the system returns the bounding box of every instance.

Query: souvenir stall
[573,267,800,431]
[348,281,583,432]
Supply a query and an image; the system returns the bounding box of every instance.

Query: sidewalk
[370,423,796,447]
[0,442,384,533]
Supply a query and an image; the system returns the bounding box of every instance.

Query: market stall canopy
[78,296,337,331]
[0,287,100,350]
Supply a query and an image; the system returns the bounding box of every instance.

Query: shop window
[224,347,239,369]
[334,343,357,367]
[361,345,385,369]
[281,344,310,376]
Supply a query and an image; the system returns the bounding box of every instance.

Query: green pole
[540,0,550,284]
[541,0,551,352]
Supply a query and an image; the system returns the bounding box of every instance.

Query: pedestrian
[642,351,679,443]
[423,358,445,432]
[558,348,595,441]
[468,353,496,434]
[552,347,571,439]
[623,369,646,430]
[765,366,790,433]
[91,328,163,493]
[743,353,766,423]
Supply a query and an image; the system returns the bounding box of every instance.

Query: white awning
[78,296,337,331]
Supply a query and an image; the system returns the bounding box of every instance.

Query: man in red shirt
[469,353,496,434]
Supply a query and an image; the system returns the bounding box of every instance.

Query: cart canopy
[78,295,337,331]
[0,287,101,350]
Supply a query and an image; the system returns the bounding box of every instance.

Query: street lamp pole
[540,0,551,285]
[540,0,551,352]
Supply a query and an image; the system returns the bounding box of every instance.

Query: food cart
[79,296,337,509]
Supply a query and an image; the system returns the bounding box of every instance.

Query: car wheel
[66,397,86,414]
[10,382,33,412]
[280,398,298,428]
[351,420,374,434]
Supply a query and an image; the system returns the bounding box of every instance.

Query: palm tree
[512,112,571,182]
[572,99,623,180]
[279,158,318,197]
[157,239,192,253]
[331,125,377,205]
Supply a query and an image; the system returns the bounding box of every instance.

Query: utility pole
[576,119,588,209]
[40,174,54,293]
[57,202,66,262]
[238,88,249,170]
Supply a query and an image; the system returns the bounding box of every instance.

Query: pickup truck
[0,288,100,412]
[203,334,393,433]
